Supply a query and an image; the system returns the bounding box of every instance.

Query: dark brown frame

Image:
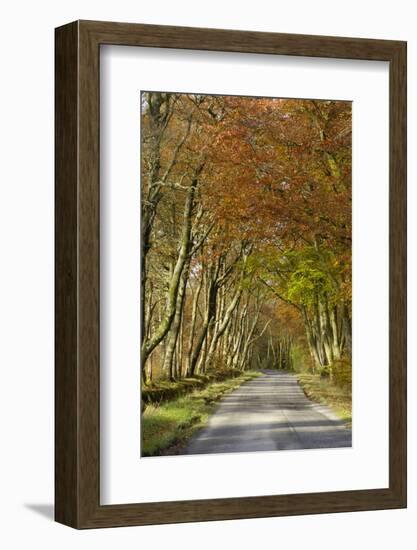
[55,20,407,529]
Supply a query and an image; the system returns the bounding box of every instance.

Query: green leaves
[256,245,342,310]
[287,263,332,307]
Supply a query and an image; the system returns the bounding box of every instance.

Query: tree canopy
[140,92,352,383]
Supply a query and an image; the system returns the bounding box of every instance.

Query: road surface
[186,370,351,455]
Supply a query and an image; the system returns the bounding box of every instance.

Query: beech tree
[140,92,352,383]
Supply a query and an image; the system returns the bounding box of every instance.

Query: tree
[140,93,352,383]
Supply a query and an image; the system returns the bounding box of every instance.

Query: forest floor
[295,372,352,427]
[141,371,261,456]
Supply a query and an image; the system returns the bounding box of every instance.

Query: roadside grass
[141,371,261,456]
[142,369,246,407]
[295,372,352,427]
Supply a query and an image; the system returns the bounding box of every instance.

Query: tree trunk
[205,289,242,370]
[162,262,189,380]
[141,166,202,373]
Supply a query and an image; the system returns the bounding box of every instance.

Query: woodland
[140,91,352,387]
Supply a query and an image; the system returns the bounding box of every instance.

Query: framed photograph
[55,20,406,528]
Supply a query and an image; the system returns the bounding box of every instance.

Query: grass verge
[295,372,352,427]
[142,369,246,407]
[141,371,261,456]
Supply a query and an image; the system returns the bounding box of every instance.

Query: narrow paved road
[186,371,351,455]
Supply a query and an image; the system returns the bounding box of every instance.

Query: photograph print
[140,91,352,457]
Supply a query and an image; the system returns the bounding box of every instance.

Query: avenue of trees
[140,92,352,384]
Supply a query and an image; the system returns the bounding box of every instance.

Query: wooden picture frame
[55,20,407,529]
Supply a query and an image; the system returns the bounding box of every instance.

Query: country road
[186,371,352,455]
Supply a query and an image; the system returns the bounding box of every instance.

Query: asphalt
[185,370,352,455]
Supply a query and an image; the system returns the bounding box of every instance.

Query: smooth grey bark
[162,261,190,380]
[187,264,219,376]
[186,269,204,375]
[141,166,203,375]
[204,288,242,370]
[141,93,192,359]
